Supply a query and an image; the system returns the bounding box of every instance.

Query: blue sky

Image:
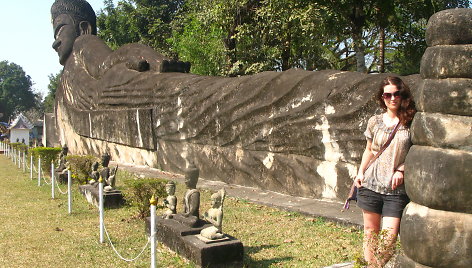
[0,0,117,98]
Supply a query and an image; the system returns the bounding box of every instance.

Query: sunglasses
[382,91,401,100]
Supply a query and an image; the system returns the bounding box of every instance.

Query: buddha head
[211,188,226,208]
[61,144,68,155]
[184,163,199,189]
[51,0,97,65]
[91,161,99,171]
[165,181,176,195]
[101,152,111,167]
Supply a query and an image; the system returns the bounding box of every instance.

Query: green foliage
[65,155,98,184]
[96,0,470,76]
[123,177,167,218]
[170,15,227,75]
[9,142,28,152]
[97,0,184,56]
[42,71,62,113]
[0,61,40,121]
[28,147,61,172]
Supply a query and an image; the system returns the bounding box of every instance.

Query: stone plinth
[78,184,124,208]
[145,217,243,267]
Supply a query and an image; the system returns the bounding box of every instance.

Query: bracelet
[395,170,404,173]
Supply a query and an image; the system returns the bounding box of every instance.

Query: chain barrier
[54,176,69,195]
[42,171,52,185]
[103,223,150,262]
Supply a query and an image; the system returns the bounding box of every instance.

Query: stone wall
[43,113,60,147]
[397,9,472,268]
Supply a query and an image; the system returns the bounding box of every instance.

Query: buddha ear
[78,21,92,35]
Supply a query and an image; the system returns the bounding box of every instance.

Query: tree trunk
[379,27,385,73]
[350,1,367,73]
[352,31,367,73]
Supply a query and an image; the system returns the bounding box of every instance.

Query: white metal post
[51,162,55,199]
[23,151,26,172]
[30,155,33,179]
[99,178,104,243]
[68,170,72,214]
[150,195,157,268]
[38,157,41,186]
[18,150,21,168]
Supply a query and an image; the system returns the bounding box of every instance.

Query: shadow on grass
[244,244,293,267]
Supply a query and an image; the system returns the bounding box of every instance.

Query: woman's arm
[354,139,374,188]
[391,164,405,190]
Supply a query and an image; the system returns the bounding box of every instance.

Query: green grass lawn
[0,154,362,267]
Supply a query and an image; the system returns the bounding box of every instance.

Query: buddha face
[52,14,78,65]
[166,184,175,195]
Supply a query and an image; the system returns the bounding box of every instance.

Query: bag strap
[364,121,401,171]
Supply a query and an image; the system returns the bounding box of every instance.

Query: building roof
[8,113,33,130]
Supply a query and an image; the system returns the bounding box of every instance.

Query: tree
[97,0,184,56]
[42,71,62,113]
[0,61,39,122]
[97,0,470,76]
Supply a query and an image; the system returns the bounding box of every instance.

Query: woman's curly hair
[376,76,417,127]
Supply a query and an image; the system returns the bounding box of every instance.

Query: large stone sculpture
[395,9,472,268]
[50,0,421,202]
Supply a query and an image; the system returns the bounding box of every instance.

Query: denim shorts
[357,187,410,218]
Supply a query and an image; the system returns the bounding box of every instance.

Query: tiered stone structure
[396,9,472,268]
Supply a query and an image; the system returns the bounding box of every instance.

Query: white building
[8,113,33,144]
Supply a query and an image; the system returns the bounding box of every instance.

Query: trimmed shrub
[123,178,167,218]
[10,143,28,152]
[29,147,61,172]
[65,155,98,184]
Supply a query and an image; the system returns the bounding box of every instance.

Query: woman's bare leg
[377,216,401,266]
[362,209,382,267]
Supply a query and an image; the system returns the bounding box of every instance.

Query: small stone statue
[89,161,99,184]
[104,166,118,191]
[163,181,177,219]
[183,163,200,219]
[200,188,226,240]
[99,152,111,183]
[55,144,68,172]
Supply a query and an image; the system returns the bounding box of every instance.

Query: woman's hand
[354,173,364,188]
[391,170,404,190]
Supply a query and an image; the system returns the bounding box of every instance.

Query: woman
[354,76,416,267]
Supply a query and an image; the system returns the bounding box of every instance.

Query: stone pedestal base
[78,184,124,208]
[145,216,244,267]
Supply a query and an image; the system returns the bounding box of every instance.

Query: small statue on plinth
[89,161,99,184]
[56,144,68,172]
[183,163,200,219]
[56,144,69,183]
[163,181,177,219]
[104,166,118,192]
[200,188,226,240]
[99,152,111,183]
[172,162,202,227]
